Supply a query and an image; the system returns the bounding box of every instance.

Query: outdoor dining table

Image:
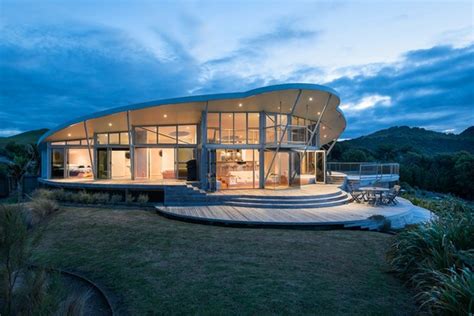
[359,187,390,205]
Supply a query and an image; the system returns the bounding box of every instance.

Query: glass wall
[97,132,129,145]
[134,125,197,145]
[111,150,131,179]
[67,149,93,179]
[206,112,260,145]
[264,151,289,189]
[216,149,259,189]
[51,148,65,179]
[134,148,176,180]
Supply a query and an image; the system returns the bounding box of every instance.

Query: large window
[67,149,93,179]
[97,132,129,145]
[216,149,259,189]
[134,148,177,180]
[51,148,65,179]
[206,112,260,145]
[207,113,220,143]
[134,125,197,145]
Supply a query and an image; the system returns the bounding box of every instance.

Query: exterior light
[238,103,243,107]
[309,97,313,101]
[108,122,113,127]
[323,134,327,138]
[67,133,72,137]
[163,114,167,118]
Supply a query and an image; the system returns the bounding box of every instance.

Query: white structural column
[300,94,332,164]
[264,89,302,183]
[83,120,96,178]
[126,110,135,180]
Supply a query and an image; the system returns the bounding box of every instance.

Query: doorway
[264,151,290,189]
[96,148,131,179]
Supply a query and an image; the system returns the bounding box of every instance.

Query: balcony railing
[327,162,400,184]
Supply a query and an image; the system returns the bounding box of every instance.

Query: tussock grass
[387,205,473,313]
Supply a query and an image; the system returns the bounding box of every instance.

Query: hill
[0,129,49,148]
[340,126,474,156]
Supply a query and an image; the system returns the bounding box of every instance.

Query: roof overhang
[38,83,346,146]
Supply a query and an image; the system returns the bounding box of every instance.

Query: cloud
[323,43,474,137]
[341,95,392,112]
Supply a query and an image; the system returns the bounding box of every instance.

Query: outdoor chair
[383,185,401,205]
[347,183,365,203]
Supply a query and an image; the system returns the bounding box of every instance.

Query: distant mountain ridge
[341,126,474,155]
[0,129,49,148]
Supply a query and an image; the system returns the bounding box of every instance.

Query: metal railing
[327,162,399,183]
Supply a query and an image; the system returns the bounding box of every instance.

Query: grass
[30,206,417,315]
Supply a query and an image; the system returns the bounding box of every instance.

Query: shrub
[137,194,149,205]
[92,192,110,204]
[32,189,55,200]
[387,211,474,312]
[76,191,92,204]
[125,193,135,204]
[110,194,123,204]
[420,267,474,315]
[30,198,60,224]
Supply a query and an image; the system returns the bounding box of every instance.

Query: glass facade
[206,112,260,145]
[45,110,324,190]
[216,149,259,189]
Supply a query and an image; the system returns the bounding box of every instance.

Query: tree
[341,149,369,162]
[6,144,39,202]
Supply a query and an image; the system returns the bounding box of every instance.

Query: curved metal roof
[38,83,345,144]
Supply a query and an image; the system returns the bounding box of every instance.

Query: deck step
[221,196,351,209]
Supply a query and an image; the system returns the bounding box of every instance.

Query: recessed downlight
[67,133,72,137]
[108,122,113,127]
[317,112,321,115]
[309,97,313,101]
[238,103,243,107]
[163,114,168,118]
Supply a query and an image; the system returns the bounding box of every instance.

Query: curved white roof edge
[38,83,344,144]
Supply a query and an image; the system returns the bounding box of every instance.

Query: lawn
[31,206,417,315]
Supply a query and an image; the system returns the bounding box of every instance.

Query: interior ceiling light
[322,126,326,130]
[324,134,327,138]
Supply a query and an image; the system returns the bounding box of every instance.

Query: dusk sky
[0,0,473,138]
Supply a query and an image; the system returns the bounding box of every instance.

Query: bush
[137,194,149,205]
[387,211,474,312]
[125,193,135,204]
[110,194,123,204]
[32,189,56,200]
[92,192,110,204]
[420,267,473,315]
[30,198,60,223]
[76,191,92,204]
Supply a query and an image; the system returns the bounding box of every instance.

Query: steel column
[83,120,96,178]
[126,110,135,180]
[264,89,302,183]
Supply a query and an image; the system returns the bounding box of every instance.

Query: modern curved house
[38,83,347,193]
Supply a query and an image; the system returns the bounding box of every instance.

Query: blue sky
[0,0,473,138]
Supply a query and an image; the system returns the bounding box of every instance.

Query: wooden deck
[156,198,433,230]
